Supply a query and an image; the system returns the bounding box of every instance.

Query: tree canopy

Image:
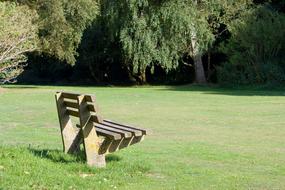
[0,1,38,83]
[0,0,284,86]
[9,0,99,64]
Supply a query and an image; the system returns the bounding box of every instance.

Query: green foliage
[94,0,256,83]
[36,0,98,64]
[100,0,214,77]
[11,0,99,65]
[218,6,285,85]
[3,0,285,85]
[0,1,38,83]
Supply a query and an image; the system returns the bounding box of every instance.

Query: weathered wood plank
[98,138,113,154]
[76,124,121,140]
[101,121,143,136]
[130,135,144,145]
[64,100,96,112]
[104,120,147,135]
[108,139,124,153]
[90,114,103,124]
[55,92,80,154]
[64,101,79,109]
[95,123,132,138]
[78,95,105,167]
[96,128,122,140]
[118,137,133,150]
[59,91,95,102]
[66,108,79,117]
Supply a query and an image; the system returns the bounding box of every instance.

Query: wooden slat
[64,101,79,109]
[103,120,147,135]
[108,139,123,153]
[130,135,144,145]
[94,123,132,138]
[101,121,143,136]
[76,124,121,140]
[118,137,133,150]
[66,108,97,117]
[98,138,113,154]
[66,108,79,117]
[86,103,96,112]
[59,91,95,102]
[60,92,79,100]
[64,100,96,112]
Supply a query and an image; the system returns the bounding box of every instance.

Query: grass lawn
[0,85,285,190]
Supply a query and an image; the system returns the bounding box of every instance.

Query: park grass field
[0,85,285,190]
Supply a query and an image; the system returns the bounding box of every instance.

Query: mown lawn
[0,85,285,190]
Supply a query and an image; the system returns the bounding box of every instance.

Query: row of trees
[1,0,285,85]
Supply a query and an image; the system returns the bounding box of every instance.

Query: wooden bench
[55,91,147,167]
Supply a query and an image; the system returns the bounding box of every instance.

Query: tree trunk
[193,54,207,84]
[191,30,207,84]
[136,65,147,85]
[190,0,207,84]
[138,71,146,84]
[207,51,212,81]
[88,62,100,83]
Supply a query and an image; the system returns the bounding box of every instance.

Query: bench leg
[63,126,81,154]
[77,95,106,167]
[82,121,106,167]
[55,93,80,154]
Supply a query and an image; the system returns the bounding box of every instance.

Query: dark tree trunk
[189,0,207,84]
[88,62,100,83]
[125,65,146,84]
[193,54,207,84]
[191,30,207,84]
[137,71,146,84]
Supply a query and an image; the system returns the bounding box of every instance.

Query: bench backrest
[55,91,103,127]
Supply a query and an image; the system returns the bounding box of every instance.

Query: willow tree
[159,0,214,84]
[99,0,212,83]
[100,0,158,83]
[90,0,254,84]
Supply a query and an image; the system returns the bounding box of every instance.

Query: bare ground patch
[0,87,7,93]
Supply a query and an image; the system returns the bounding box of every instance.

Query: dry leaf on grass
[79,173,94,178]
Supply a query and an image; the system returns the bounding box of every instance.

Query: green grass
[0,85,285,189]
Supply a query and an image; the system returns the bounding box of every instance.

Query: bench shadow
[28,148,121,164]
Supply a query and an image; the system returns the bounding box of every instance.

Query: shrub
[218,6,285,86]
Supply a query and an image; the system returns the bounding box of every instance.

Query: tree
[36,0,99,64]
[0,1,38,83]
[97,0,254,84]
[218,5,285,85]
[9,0,99,65]
[98,0,213,84]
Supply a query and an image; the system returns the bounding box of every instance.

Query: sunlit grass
[0,85,285,189]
